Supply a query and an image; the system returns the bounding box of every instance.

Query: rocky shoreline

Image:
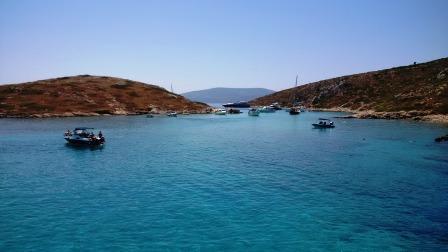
[1,107,447,123]
[309,108,448,124]
[0,109,211,119]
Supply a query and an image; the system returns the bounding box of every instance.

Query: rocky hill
[251,58,448,120]
[0,75,209,118]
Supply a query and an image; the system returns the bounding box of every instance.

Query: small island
[0,75,210,118]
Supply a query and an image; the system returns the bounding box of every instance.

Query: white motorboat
[215,109,227,115]
[64,127,105,145]
[259,106,276,113]
[248,108,260,116]
[289,107,300,115]
[270,102,282,110]
[167,112,177,117]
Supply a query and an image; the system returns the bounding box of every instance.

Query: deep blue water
[1,112,447,251]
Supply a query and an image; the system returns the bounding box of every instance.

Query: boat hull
[222,102,250,108]
[227,109,241,114]
[312,124,335,128]
[259,107,276,113]
[65,137,105,145]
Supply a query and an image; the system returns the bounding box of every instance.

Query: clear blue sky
[1,0,447,93]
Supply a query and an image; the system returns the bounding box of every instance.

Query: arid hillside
[0,75,209,117]
[251,58,448,117]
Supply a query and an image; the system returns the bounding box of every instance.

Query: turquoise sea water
[1,112,447,251]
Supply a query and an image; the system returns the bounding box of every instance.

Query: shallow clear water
[1,112,447,251]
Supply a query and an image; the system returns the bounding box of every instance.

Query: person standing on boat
[98,131,103,138]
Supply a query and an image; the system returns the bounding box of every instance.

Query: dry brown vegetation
[251,58,448,115]
[0,75,209,117]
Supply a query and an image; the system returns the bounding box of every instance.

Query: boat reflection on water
[65,142,105,151]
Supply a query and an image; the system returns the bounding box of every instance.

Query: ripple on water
[0,112,447,251]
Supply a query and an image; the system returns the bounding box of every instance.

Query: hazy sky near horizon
[0,0,447,93]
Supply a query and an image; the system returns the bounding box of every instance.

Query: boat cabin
[312,118,335,128]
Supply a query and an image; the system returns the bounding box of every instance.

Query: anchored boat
[312,118,335,128]
[64,127,105,145]
[227,108,242,114]
[259,106,276,113]
[270,102,282,110]
[214,109,227,115]
[222,101,250,108]
[167,112,177,117]
[248,108,260,116]
[288,75,301,115]
[289,107,300,115]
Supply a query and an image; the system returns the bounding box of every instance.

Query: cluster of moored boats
[215,102,306,117]
[213,102,336,128]
[65,76,337,146]
[64,103,335,147]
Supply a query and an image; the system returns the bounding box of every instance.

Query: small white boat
[167,112,177,117]
[270,102,282,110]
[259,106,276,113]
[214,109,227,115]
[248,108,260,116]
[289,107,300,115]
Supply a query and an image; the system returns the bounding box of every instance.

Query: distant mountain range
[182,87,275,104]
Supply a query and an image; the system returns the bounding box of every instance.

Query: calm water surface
[1,112,447,251]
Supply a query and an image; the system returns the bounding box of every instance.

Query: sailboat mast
[170,83,173,93]
[291,75,298,106]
